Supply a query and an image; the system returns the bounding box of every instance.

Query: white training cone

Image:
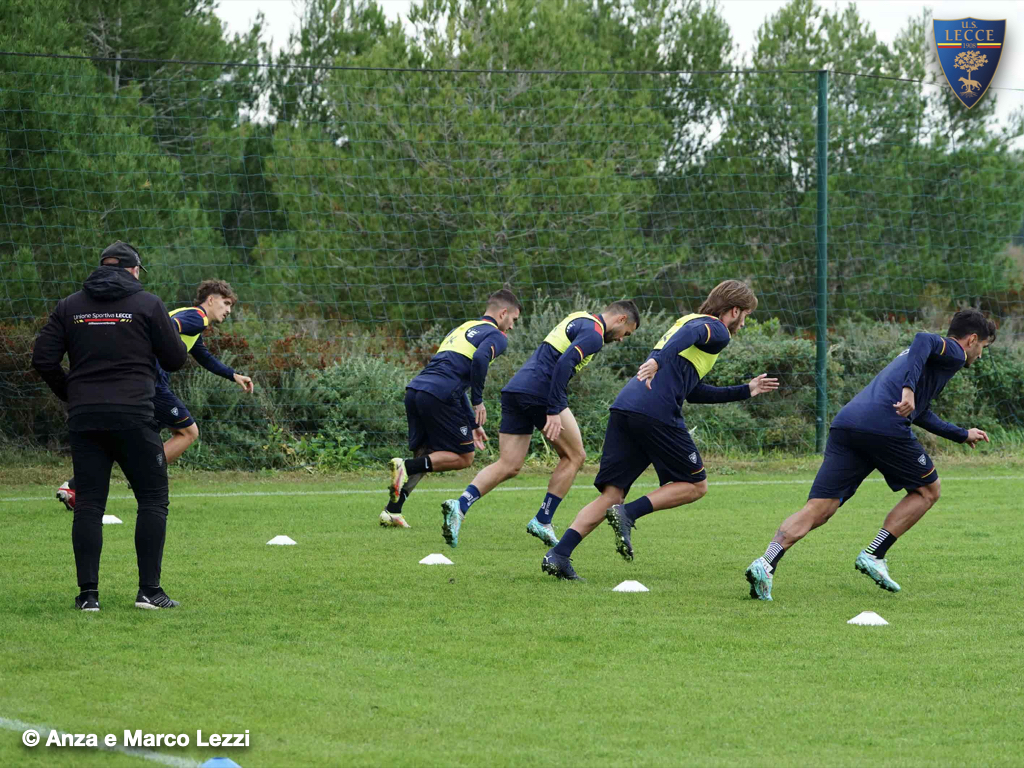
[847,611,888,626]
[101,515,122,525]
[267,535,297,545]
[613,580,649,592]
[419,553,454,565]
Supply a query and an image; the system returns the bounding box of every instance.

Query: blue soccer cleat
[541,550,584,581]
[605,504,635,562]
[526,517,559,547]
[745,561,774,602]
[745,557,773,600]
[441,499,463,548]
[854,550,901,592]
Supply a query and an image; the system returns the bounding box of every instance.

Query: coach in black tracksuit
[32,241,188,611]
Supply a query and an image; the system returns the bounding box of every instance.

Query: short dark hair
[195,279,238,306]
[604,299,641,330]
[486,288,523,314]
[947,309,996,342]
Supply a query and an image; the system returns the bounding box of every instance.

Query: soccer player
[56,279,253,509]
[744,309,994,601]
[541,280,779,580]
[441,301,641,548]
[380,289,522,529]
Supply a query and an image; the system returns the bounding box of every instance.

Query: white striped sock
[763,542,784,573]
[867,529,892,555]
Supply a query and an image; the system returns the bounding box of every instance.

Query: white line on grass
[0,474,1020,504]
[0,716,200,768]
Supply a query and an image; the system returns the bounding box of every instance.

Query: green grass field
[2,464,1023,768]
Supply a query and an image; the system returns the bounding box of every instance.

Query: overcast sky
[213,0,1024,127]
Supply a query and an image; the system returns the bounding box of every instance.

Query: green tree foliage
[648,0,1024,326]
[3,0,1024,460]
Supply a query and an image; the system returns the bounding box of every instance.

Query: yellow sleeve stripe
[574,345,584,360]
[940,338,946,355]
[174,318,181,332]
[704,324,711,343]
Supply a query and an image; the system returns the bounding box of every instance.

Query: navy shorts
[153,384,195,429]
[499,391,550,435]
[809,427,938,506]
[405,388,475,455]
[594,410,706,496]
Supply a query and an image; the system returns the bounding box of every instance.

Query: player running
[542,280,778,580]
[380,289,522,530]
[744,309,994,601]
[441,301,640,548]
[56,279,253,509]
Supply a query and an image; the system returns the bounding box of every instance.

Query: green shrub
[7,300,1023,469]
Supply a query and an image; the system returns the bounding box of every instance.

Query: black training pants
[68,426,169,590]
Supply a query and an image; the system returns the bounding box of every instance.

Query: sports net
[3,52,1023,469]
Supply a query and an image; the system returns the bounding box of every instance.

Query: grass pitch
[1,465,1023,767]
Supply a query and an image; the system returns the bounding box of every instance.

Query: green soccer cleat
[855,550,901,592]
[441,499,463,548]
[388,458,408,504]
[745,557,773,600]
[526,517,559,547]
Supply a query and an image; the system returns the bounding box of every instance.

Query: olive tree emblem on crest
[954,50,988,96]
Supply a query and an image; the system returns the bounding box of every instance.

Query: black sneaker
[135,588,179,610]
[541,550,585,581]
[605,504,635,562]
[75,592,100,611]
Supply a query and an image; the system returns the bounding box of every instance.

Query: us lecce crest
[934,18,1005,109]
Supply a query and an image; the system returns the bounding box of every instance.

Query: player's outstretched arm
[913,408,967,443]
[685,374,777,404]
[189,334,238,382]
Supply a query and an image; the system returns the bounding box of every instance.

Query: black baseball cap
[100,240,147,272]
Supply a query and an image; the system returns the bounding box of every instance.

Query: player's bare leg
[745,497,841,600]
[856,480,941,592]
[441,433,531,546]
[466,433,531,496]
[772,497,843,548]
[527,411,586,546]
[163,423,199,465]
[880,480,941,537]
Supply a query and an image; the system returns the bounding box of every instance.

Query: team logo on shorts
[918,454,927,465]
[689,452,698,464]
[460,426,468,436]
[171,407,179,416]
